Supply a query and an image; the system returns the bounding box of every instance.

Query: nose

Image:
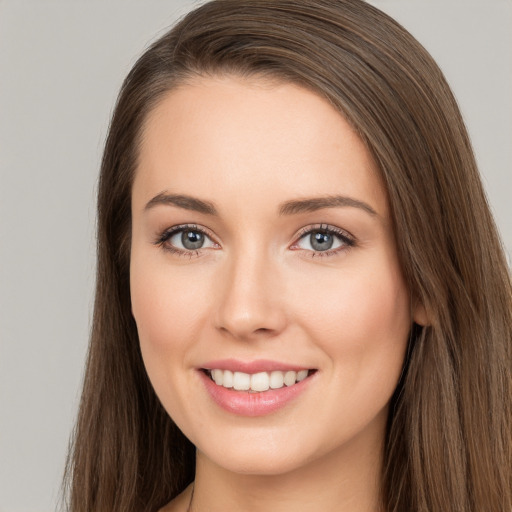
[214,248,287,341]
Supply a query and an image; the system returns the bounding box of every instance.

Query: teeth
[297,369,308,382]
[269,371,284,389]
[222,370,234,388]
[251,372,269,392]
[208,369,311,392]
[284,371,296,386]
[212,369,223,386]
[233,371,250,391]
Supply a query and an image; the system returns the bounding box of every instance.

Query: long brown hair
[63,1,512,510]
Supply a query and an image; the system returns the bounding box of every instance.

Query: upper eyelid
[160,223,215,239]
[155,223,355,250]
[294,223,354,241]
[159,223,352,237]
[153,224,216,251]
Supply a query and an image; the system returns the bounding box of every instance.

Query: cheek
[129,251,211,387]
[130,255,212,427]
[296,264,409,334]
[292,260,411,382]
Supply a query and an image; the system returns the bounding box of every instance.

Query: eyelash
[291,223,356,258]
[154,223,356,259]
[153,224,217,259]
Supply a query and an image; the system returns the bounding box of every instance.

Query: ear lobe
[413,300,429,326]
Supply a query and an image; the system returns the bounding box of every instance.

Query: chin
[192,424,342,478]
[189,404,390,479]
[200,446,314,476]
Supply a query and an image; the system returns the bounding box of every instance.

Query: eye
[169,229,213,250]
[155,224,219,255]
[291,224,355,256]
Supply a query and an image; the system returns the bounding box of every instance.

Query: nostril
[255,327,273,334]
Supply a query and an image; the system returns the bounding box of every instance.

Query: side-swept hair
[64,1,512,510]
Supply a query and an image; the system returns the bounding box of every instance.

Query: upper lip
[200,359,313,374]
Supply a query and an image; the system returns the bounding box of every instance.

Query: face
[130,76,421,476]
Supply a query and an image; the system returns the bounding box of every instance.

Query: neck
[190,428,384,512]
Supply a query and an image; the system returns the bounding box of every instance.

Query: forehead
[133,75,388,218]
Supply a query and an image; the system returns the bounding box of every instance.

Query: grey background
[0,1,510,510]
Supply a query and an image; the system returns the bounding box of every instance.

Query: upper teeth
[209,369,309,392]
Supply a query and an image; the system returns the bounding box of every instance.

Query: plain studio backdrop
[0,1,510,510]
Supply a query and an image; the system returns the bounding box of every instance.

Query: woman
[64,1,512,511]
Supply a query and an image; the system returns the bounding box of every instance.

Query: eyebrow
[279,196,377,217]
[144,192,377,217]
[144,192,218,215]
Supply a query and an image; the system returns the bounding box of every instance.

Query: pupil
[182,230,204,250]
[311,231,333,251]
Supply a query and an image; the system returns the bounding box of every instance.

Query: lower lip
[199,371,315,417]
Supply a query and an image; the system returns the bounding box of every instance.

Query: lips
[199,359,317,416]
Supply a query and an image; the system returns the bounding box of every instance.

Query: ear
[413,300,429,326]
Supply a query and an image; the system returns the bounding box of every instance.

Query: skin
[130,76,426,512]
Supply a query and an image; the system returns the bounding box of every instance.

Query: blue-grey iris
[182,230,204,250]
[311,231,333,251]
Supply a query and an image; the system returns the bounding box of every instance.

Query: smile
[206,369,313,392]
[199,361,317,416]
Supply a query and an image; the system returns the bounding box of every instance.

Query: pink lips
[198,359,316,417]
